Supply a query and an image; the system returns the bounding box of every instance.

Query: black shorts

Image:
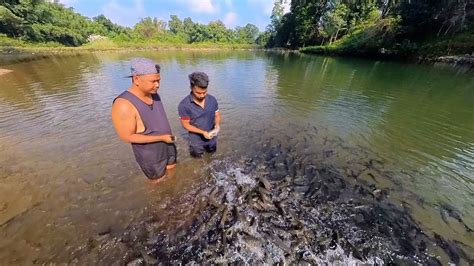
[132,142,177,179]
[189,138,217,158]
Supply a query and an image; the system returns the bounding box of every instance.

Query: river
[0,51,472,263]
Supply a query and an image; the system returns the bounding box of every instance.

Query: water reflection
[267,53,474,227]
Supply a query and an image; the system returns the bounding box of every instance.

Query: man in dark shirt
[178,72,221,158]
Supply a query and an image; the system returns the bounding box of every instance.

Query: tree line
[0,0,262,46]
[264,0,473,56]
[1,0,471,56]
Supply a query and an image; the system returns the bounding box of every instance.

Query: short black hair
[188,72,209,88]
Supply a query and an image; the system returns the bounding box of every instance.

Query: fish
[220,204,229,228]
[259,177,272,190]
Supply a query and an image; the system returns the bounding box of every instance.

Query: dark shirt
[178,93,219,145]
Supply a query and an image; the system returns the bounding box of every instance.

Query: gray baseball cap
[128,57,160,77]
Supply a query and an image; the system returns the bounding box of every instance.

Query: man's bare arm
[112,98,173,144]
[180,119,211,139]
[215,111,221,128]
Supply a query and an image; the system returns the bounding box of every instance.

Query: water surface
[0,51,472,263]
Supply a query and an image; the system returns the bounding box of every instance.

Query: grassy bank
[1,35,258,53]
[301,30,474,62]
[0,35,261,65]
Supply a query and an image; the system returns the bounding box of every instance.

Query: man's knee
[205,144,217,153]
[140,161,167,181]
[190,145,204,158]
[149,174,166,184]
[190,150,203,158]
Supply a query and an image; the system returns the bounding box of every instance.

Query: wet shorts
[190,138,217,158]
[132,142,177,180]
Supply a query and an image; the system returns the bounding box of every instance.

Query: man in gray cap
[112,57,176,183]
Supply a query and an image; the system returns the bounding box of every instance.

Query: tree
[0,5,24,37]
[134,17,166,39]
[267,0,286,33]
[168,15,183,35]
[289,0,329,47]
[207,20,228,42]
[0,0,113,45]
[93,14,128,37]
[323,3,348,44]
[236,23,259,43]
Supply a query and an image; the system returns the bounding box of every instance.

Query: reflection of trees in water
[266,52,474,238]
[266,51,474,167]
[95,50,261,66]
[0,54,103,108]
[0,54,106,140]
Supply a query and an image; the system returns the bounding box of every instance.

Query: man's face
[191,86,207,101]
[135,73,161,94]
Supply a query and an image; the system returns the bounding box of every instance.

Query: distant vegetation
[0,0,472,58]
[0,0,263,49]
[264,0,473,58]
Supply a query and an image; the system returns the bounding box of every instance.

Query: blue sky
[59,0,290,31]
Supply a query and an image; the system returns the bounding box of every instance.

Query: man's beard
[194,96,205,101]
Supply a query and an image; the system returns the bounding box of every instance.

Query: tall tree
[267,0,287,33]
[168,15,183,35]
[237,23,260,43]
[134,17,166,39]
[322,2,348,44]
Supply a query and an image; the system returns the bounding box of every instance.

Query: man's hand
[161,134,175,143]
[203,131,212,140]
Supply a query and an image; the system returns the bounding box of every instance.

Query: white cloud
[224,0,233,9]
[56,0,76,7]
[247,0,290,16]
[179,0,218,14]
[247,0,273,16]
[223,12,238,28]
[102,0,146,27]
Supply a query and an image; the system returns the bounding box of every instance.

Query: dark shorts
[190,138,217,158]
[132,142,177,180]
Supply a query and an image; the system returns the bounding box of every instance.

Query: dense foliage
[1,0,472,56]
[0,0,261,47]
[265,0,473,57]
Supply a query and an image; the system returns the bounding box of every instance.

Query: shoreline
[0,46,265,66]
[1,45,472,70]
[299,48,474,69]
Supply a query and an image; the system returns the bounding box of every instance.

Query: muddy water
[0,51,472,263]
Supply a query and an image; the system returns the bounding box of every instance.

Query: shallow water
[0,51,472,263]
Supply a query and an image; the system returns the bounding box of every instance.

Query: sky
[58,0,290,31]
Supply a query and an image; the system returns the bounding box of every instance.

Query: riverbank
[300,32,474,68]
[0,36,260,66]
[0,46,257,66]
[1,36,472,69]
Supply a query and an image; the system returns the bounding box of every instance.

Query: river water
[0,51,472,263]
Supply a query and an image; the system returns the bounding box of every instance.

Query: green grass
[417,32,474,57]
[0,34,260,54]
[301,17,400,57]
[301,33,474,59]
[82,39,258,50]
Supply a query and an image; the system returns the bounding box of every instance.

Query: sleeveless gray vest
[114,91,172,164]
